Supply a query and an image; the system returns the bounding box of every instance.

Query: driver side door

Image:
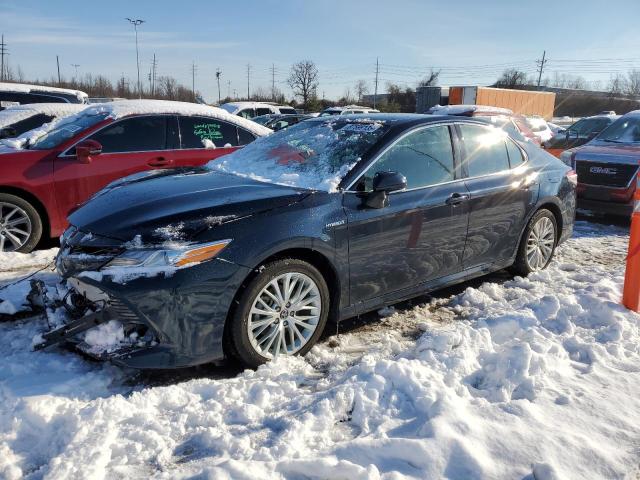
[344,124,470,310]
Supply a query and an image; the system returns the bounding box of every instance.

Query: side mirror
[75,139,102,164]
[372,171,407,193]
[362,171,407,209]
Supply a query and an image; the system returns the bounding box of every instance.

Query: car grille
[575,161,638,188]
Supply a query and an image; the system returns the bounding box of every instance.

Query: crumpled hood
[574,141,640,164]
[69,167,310,242]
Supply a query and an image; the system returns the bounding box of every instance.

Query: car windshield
[252,115,273,125]
[29,112,109,150]
[218,104,237,114]
[597,116,640,143]
[319,110,341,116]
[568,117,610,136]
[208,118,390,192]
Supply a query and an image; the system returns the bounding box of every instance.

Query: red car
[0,100,271,252]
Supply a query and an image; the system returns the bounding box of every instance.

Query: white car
[219,102,298,119]
[0,103,87,139]
[525,116,554,143]
[319,105,380,116]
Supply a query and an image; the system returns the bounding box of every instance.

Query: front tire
[0,193,42,253]
[228,258,330,368]
[512,209,557,276]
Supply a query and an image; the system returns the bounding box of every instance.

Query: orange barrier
[623,172,640,311]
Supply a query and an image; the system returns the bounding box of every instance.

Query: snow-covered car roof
[1,100,272,150]
[219,101,293,114]
[428,104,514,116]
[0,82,88,102]
[0,103,87,128]
[323,105,380,112]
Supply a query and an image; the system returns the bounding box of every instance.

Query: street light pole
[126,18,145,99]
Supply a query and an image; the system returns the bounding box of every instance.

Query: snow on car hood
[0,99,272,150]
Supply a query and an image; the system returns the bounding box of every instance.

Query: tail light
[566,169,578,186]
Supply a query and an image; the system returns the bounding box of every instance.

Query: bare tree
[495,68,528,88]
[608,74,627,97]
[627,69,640,97]
[418,69,440,87]
[354,79,369,103]
[287,60,319,108]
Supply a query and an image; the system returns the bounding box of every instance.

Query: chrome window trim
[343,120,528,194]
[59,113,241,157]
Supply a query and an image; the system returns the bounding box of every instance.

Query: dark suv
[544,114,618,158]
[560,110,640,216]
[41,114,576,369]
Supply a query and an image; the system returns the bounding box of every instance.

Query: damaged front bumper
[36,227,251,369]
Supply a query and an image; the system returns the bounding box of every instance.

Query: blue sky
[1,0,640,102]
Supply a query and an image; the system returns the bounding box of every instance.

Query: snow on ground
[0,221,639,479]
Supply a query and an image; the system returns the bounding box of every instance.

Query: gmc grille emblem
[589,166,618,175]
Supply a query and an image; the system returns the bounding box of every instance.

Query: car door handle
[446,193,470,205]
[147,157,174,167]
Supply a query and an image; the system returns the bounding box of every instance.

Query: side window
[358,125,455,191]
[238,108,255,119]
[8,114,55,136]
[88,116,167,153]
[179,116,238,148]
[506,138,525,168]
[238,128,255,146]
[459,124,510,177]
[256,108,271,116]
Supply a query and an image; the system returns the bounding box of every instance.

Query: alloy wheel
[525,216,555,271]
[247,272,322,358]
[0,202,32,252]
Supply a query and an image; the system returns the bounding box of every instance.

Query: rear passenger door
[175,116,242,166]
[457,123,538,269]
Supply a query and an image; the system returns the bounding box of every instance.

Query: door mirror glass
[75,139,102,164]
[372,171,407,192]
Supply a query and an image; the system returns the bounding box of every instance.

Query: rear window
[4,114,54,137]
[179,116,238,148]
[279,108,297,115]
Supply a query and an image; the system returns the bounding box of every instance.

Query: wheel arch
[0,185,51,238]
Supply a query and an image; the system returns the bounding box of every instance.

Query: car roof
[305,113,487,129]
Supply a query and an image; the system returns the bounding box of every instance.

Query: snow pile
[0,100,272,150]
[0,222,640,479]
[0,82,88,102]
[0,103,86,128]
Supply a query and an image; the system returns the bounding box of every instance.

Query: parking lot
[0,217,638,479]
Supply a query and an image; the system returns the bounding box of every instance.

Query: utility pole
[536,50,548,88]
[71,63,80,82]
[56,55,61,85]
[150,53,157,96]
[246,63,251,100]
[126,18,145,98]
[373,57,379,109]
[191,61,197,101]
[233,89,237,99]
[0,35,7,82]
[271,63,276,101]
[227,79,231,99]
[216,68,222,104]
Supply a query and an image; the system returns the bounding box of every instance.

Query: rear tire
[228,258,330,368]
[0,193,42,253]
[512,209,557,276]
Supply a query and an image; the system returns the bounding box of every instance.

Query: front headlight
[105,239,232,269]
[559,150,573,166]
